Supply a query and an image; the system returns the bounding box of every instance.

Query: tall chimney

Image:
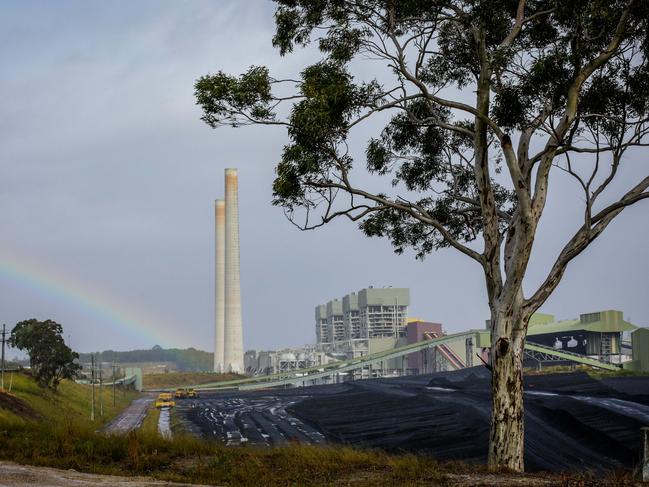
[224,168,244,373]
[213,199,225,373]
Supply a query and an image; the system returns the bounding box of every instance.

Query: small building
[405,320,442,373]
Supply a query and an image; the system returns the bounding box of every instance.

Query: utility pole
[99,367,103,417]
[112,361,116,407]
[90,354,95,421]
[1,324,7,391]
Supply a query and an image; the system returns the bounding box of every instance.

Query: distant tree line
[78,346,213,371]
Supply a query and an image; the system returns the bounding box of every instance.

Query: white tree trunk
[488,311,526,471]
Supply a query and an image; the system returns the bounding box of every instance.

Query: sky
[0,0,647,356]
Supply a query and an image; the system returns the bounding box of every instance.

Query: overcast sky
[0,0,647,356]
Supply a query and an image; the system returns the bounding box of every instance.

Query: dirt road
[0,462,214,487]
[103,395,154,434]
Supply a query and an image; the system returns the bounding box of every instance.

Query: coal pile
[177,370,649,472]
[288,370,649,472]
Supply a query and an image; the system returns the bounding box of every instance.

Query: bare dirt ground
[0,461,641,486]
[0,462,214,487]
[0,392,40,420]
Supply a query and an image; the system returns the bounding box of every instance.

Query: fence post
[642,427,649,481]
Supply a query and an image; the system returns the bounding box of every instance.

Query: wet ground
[158,407,172,439]
[103,395,154,434]
[174,369,649,472]
[176,393,326,445]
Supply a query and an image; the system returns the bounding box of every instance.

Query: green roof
[528,313,555,326]
[528,309,637,335]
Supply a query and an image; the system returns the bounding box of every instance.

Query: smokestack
[224,168,244,373]
[213,199,225,373]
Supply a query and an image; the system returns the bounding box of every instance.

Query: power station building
[315,287,410,347]
[213,168,244,374]
[244,283,648,382]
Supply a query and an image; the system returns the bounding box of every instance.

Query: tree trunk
[488,311,526,472]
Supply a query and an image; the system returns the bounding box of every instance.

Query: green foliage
[194,0,649,259]
[9,319,81,390]
[78,347,213,372]
[195,66,274,127]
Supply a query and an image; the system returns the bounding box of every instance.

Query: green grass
[0,371,138,427]
[524,364,649,378]
[0,420,638,486]
[0,419,448,486]
[139,405,160,437]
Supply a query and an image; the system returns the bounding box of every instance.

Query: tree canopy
[195,0,649,471]
[9,319,81,390]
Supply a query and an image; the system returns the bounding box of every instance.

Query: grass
[143,371,241,389]
[139,405,160,437]
[0,420,639,486]
[0,371,138,427]
[524,364,649,378]
[0,419,447,485]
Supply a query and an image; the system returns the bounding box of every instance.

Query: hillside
[0,371,138,426]
[78,347,212,371]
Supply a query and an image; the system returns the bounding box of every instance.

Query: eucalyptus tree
[195,0,649,471]
[10,319,81,390]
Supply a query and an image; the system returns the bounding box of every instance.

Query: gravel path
[103,395,155,434]
[0,462,214,487]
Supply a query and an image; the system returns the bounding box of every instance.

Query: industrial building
[244,347,333,375]
[316,287,410,346]
[311,287,477,377]
[360,287,410,338]
[244,291,648,385]
[498,309,637,364]
[213,168,244,374]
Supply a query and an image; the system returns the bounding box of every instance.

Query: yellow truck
[174,388,188,399]
[155,392,175,408]
[187,388,199,398]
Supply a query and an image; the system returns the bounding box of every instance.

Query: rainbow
[0,245,187,348]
